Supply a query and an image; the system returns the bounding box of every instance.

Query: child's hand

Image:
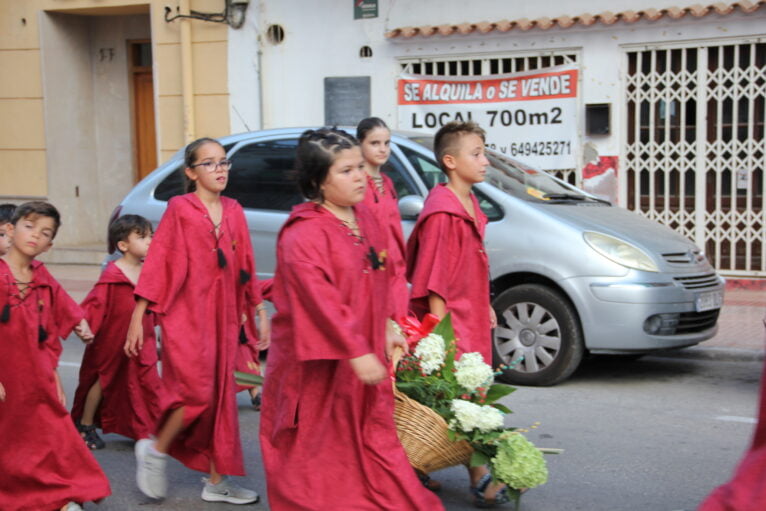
[74,319,95,344]
[0,382,5,402]
[349,354,386,385]
[53,371,66,407]
[124,316,144,357]
[489,306,497,329]
[256,308,271,350]
[385,320,408,361]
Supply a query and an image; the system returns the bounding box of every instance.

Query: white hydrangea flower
[413,333,446,375]
[449,399,504,433]
[454,352,494,392]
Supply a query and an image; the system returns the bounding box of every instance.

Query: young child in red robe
[234,279,270,410]
[406,121,509,507]
[0,203,16,257]
[71,215,164,448]
[0,201,111,511]
[357,117,409,319]
[260,128,444,511]
[125,137,264,505]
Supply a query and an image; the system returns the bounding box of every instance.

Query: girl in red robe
[357,117,409,319]
[260,128,444,511]
[699,347,766,510]
[125,138,264,505]
[0,201,111,511]
[71,215,163,446]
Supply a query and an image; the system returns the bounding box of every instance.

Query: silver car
[111,128,724,385]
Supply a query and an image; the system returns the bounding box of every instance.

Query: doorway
[130,40,157,181]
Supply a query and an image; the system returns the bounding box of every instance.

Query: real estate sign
[398,64,579,170]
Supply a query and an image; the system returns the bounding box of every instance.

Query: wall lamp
[164,0,249,29]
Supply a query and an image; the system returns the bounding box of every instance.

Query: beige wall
[0,0,231,246]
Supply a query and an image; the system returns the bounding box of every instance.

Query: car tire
[492,284,584,386]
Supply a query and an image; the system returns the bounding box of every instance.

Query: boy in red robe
[0,201,111,511]
[71,215,164,448]
[260,128,444,510]
[406,121,510,506]
[406,120,495,362]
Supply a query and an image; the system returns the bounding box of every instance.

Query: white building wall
[248,1,764,157]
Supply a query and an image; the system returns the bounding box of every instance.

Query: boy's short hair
[12,201,61,239]
[433,121,487,173]
[108,215,153,253]
[0,203,16,224]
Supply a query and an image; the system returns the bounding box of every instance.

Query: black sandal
[415,470,442,492]
[250,392,262,411]
[76,423,105,450]
[470,473,512,509]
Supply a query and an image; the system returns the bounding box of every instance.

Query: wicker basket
[392,349,473,473]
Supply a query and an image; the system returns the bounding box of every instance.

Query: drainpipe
[179,0,195,142]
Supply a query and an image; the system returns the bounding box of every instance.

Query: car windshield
[407,135,601,203]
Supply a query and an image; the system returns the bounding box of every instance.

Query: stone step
[38,244,106,266]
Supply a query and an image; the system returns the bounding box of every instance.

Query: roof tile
[385,1,765,39]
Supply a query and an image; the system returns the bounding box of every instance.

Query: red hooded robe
[360,172,409,319]
[71,260,164,440]
[699,354,766,510]
[135,193,256,476]
[260,202,443,511]
[406,183,492,363]
[0,260,111,511]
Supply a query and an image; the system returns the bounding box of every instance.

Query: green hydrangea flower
[491,433,548,489]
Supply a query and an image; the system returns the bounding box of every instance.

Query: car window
[153,143,236,202]
[154,162,185,201]
[225,138,303,211]
[398,144,502,221]
[381,155,419,198]
[398,145,448,190]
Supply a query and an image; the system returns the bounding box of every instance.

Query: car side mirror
[398,195,424,220]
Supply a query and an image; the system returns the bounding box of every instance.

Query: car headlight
[583,232,659,272]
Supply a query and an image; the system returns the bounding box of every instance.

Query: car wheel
[492,284,584,386]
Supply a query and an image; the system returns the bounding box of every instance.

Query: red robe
[70,261,164,440]
[699,355,766,510]
[406,183,492,363]
[0,259,111,511]
[135,193,256,476]
[260,202,443,511]
[360,172,409,319]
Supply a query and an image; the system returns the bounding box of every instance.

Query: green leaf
[492,403,512,414]
[234,371,263,386]
[484,383,515,404]
[470,450,491,467]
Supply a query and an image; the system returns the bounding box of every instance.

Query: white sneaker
[62,503,83,511]
[135,438,167,499]
[201,476,260,505]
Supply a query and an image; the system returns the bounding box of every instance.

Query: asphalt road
[57,337,762,511]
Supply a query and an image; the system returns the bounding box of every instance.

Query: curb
[651,346,765,362]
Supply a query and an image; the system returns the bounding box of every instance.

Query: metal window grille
[625,42,766,276]
[399,52,580,186]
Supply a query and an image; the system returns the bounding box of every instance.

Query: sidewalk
[46,263,766,359]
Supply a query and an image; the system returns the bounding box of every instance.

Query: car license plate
[696,290,723,312]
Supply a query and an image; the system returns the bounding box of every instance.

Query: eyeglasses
[190,160,233,172]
